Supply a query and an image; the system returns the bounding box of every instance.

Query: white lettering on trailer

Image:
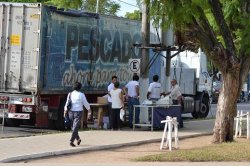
[8,113,30,119]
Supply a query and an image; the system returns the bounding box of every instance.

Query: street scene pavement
[0,103,249,166]
[0,119,214,163]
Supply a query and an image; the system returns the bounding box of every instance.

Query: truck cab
[170,48,212,118]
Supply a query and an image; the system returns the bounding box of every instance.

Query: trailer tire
[191,112,199,119]
[6,118,20,127]
[55,98,67,130]
[48,120,57,130]
[198,97,209,118]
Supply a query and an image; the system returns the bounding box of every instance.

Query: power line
[117,0,139,8]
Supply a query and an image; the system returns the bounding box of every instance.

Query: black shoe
[70,142,76,147]
[129,124,133,128]
[77,139,81,145]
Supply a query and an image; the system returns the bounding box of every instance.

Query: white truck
[169,48,212,118]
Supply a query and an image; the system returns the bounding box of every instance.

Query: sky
[115,0,140,17]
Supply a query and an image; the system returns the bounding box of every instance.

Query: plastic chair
[160,116,179,151]
[234,110,249,139]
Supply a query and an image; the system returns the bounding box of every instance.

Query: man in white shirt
[147,75,162,101]
[107,75,117,129]
[124,74,140,128]
[165,79,182,105]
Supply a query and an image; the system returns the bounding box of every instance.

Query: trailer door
[0,3,41,93]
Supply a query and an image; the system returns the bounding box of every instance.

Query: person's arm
[64,93,71,117]
[147,92,151,99]
[81,93,92,119]
[108,84,112,97]
[165,92,170,95]
[147,84,152,99]
[119,90,124,107]
[123,86,128,97]
[136,85,139,97]
[81,93,91,111]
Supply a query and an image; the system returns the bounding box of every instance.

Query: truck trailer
[0,3,141,129]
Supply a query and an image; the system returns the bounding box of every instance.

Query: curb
[1,132,213,163]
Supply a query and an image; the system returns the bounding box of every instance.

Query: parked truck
[149,47,212,118]
[170,49,212,118]
[0,2,141,129]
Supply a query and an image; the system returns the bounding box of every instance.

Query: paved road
[183,102,250,119]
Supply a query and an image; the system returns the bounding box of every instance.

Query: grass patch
[134,140,250,162]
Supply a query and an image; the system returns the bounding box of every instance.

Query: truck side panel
[40,8,141,94]
[0,3,41,93]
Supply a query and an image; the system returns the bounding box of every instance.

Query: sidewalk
[0,119,214,163]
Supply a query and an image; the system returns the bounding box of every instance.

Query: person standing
[107,75,117,129]
[124,74,140,128]
[110,81,124,130]
[147,75,162,101]
[64,82,91,147]
[165,79,182,105]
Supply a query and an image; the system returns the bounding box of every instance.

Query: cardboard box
[97,97,108,104]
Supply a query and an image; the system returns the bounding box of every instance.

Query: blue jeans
[69,111,82,143]
[128,97,140,125]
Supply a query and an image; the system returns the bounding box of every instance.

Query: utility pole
[96,0,99,13]
[139,2,150,123]
[140,3,149,78]
[161,17,174,92]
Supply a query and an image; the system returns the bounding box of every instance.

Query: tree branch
[208,0,236,57]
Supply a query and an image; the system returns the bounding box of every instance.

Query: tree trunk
[212,72,239,143]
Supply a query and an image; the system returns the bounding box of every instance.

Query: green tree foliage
[144,0,250,143]
[46,0,82,9]
[82,0,120,15]
[3,0,120,15]
[125,10,141,20]
[1,0,47,2]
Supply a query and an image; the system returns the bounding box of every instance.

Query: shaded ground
[22,135,213,163]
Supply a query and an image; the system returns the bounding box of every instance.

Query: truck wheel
[0,118,6,126]
[5,118,20,127]
[48,120,57,130]
[198,98,209,118]
[191,112,199,119]
[55,98,67,130]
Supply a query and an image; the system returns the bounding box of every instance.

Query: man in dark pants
[107,75,117,129]
[124,74,140,128]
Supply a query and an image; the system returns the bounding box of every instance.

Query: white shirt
[170,84,182,100]
[125,80,139,97]
[110,88,123,109]
[107,82,114,102]
[64,90,90,111]
[148,82,162,99]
